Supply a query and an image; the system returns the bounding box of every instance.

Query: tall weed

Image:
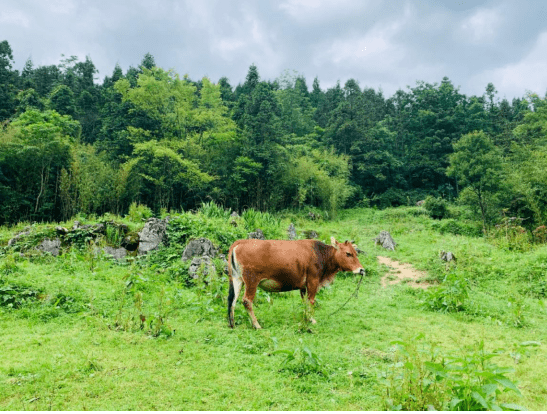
[198,201,232,220]
[242,208,282,239]
[273,338,325,376]
[381,335,526,411]
[423,271,469,313]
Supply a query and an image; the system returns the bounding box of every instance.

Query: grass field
[1,206,546,410]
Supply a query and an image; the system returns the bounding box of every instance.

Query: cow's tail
[227,246,241,328]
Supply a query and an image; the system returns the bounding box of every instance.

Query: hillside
[1,205,545,410]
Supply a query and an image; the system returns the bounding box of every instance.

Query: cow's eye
[346,252,352,257]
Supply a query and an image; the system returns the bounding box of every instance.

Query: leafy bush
[373,188,407,209]
[64,227,97,250]
[432,219,483,237]
[423,196,448,220]
[127,202,153,222]
[49,293,83,314]
[167,213,247,252]
[532,225,547,243]
[423,271,469,313]
[490,216,531,252]
[381,335,526,411]
[0,283,41,309]
[1,253,22,275]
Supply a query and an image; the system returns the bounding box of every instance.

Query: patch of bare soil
[378,256,432,289]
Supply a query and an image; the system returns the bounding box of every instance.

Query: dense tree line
[1,39,546,233]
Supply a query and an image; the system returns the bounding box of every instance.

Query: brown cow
[227,237,365,329]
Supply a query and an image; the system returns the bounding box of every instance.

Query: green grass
[1,206,546,410]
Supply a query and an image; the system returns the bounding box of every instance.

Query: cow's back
[229,239,325,291]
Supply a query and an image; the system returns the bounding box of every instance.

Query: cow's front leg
[242,280,262,329]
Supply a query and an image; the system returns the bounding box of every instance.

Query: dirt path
[378,256,431,289]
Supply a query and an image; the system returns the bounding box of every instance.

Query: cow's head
[331,237,365,275]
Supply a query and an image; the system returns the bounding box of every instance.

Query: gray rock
[37,238,61,256]
[82,223,106,234]
[248,228,265,240]
[303,230,319,239]
[181,238,218,261]
[72,222,106,234]
[440,250,456,262]
[138,218,168,255]
[308,211,321,220]
[374,231,397,251]
[230,211,239,227]
[188,256,216,280]
[287,223,297,240]
[218,254,229,274]
[416,200,425,207]
[103,246,128,260]
[55,226,69,235]
[8,231,30,246]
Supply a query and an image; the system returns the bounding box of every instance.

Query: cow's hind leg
[227,277,243,328]
[228,245,244,328]
[242,281,261,329]
[229,277,243,328]
[306,280,319,324]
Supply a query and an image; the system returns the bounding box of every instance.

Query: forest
[3,38,547,410]
[1,39,547,234]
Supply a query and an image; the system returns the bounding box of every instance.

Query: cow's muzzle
[353,268,366,276]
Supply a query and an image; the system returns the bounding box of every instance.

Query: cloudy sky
[1,0,547,100]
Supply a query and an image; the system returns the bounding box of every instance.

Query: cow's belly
[258,279,298,292]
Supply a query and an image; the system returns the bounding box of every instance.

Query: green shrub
[373,188,407,208]
[167,213,247,252]
[127,202,153,222]
[423,271,469,313]
[432,219,483,237]
[490,216,531,252]
[0,283,41,309]
[423,196,448,220]
[381,335,526,411]
[0,253,22,275]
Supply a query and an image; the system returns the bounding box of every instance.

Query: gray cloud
[2,0,546,99]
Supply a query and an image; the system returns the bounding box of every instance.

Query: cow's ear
[330,236,338,247]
